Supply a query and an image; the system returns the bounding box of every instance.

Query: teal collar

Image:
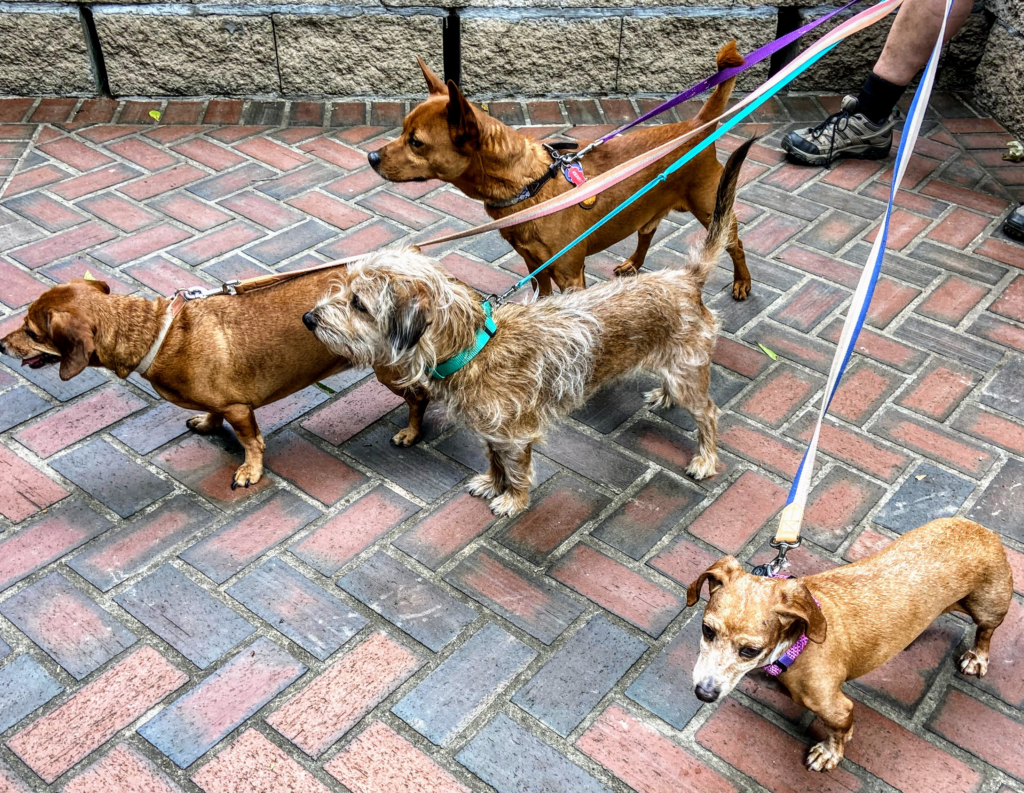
[430,301,497,379]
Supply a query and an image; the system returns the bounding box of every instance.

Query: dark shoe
[1004,204,1024,242]
[782,95,897,167]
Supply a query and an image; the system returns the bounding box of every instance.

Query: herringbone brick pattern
[0,91,1022,793]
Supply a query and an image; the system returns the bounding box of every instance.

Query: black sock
[856,72,906,124]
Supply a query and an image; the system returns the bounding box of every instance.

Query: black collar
[485,142,579,210]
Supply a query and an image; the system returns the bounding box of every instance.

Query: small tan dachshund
[0,275,426,488]
[687,518,1013,772]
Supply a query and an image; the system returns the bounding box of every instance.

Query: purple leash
[573,0,865,159]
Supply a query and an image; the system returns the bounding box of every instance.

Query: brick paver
[0,92,1021,792]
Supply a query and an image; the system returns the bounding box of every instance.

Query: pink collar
[763,634,810,677]
[761,573,818,677]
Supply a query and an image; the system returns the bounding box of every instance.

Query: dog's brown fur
[687,518,1013,772]
[307,140,752,516]
[370,43,751,299]
[0,274,428,487]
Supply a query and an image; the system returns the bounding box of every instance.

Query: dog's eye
[739,646,762,659]
[409,135,424,149]
[702,623,716,642]
[25,328,38,341]
[351,294,368,313]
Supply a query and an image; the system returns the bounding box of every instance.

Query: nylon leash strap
[757,0,956,577]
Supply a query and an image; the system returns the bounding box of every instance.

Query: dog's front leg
[467,442,508,501]
[793,682,855,772]
[186,412,224,434]
[375,369,429,447]
[487,442,534,517]
[614,216,662,277]
[223,404,265,489]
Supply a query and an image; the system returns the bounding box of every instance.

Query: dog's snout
[695,679,720,703]
[302,311,318,332]
[368,151,381,171]
[0,340,6,356]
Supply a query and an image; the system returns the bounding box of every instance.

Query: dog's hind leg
[687,182,750,300]
[187,413,223,434]
[223,404,266,489]
[662,361,719,480]
[614,215,665,277]
[957,573,1012,677]
[488,442,534,517]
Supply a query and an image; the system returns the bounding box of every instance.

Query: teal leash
[493,41,839,306]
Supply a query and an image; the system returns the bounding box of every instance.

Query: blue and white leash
[757,0,955,576]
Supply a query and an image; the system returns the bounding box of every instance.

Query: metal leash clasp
[752,539,801,578]
[177,280,241,301]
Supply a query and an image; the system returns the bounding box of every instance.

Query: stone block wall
[0,0,1019,136]
[974,1,1024,139]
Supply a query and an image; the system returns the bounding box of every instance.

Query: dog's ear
[73,278,111,295]
[447,80,480,149]
[687,556,743,607]
[387,281,431,352]
[417,56,446,96]
[774,581,827,644]
[49,310,95,381]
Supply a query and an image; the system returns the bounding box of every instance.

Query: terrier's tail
[686,136,754,289]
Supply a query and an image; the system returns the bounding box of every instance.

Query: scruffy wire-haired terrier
[305,139,754,516]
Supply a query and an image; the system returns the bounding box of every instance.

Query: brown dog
[687,518,1013,772]
[305,139,753,516]
[0,274,427,488]
[369,43,752,299]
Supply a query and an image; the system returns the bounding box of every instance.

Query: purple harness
[761,573,819,677]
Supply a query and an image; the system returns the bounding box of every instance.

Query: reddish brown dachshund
[369,42,751,299]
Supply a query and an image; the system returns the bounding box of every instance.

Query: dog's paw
[187,413,222,434]
[686,454,719,481]
[231,462,262,491]
[732,278,751,301]
[613,261,640,278]
[467,473,502,499]
[391,426,420,447]
[644,387,673,410]
[959,650,989,678]
[805,742,843,773]
[489,491,529,517]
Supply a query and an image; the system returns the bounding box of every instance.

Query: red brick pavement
[0,92,1022,793]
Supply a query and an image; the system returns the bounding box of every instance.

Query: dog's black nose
[367,151,381,171]
[302,312,318,332]
[695,680,720,703]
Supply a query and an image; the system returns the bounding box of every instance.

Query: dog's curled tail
[696,41,745,124]
[687,136,755,288]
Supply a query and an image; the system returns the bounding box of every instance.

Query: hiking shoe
[782,95,897,167]
[1005,204,1024,243]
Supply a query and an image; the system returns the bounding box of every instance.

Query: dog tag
[562,163,596,209]
[563,163,586,186]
